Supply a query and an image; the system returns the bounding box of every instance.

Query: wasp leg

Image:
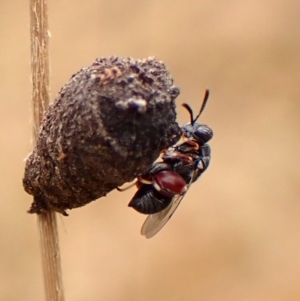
[117,182,137,192]
[182,138,199,150]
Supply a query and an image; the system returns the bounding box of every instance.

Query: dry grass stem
[30,0,65,300]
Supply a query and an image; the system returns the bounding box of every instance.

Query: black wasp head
[182,89,213,145]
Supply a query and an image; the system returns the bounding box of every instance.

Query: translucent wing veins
[141,171,195,238]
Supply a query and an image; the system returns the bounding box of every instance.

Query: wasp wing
[141,171,195,239]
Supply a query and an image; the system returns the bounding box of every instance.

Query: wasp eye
[194,125,213,144]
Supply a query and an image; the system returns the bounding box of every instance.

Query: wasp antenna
[182,103,194,124]
[193,89,210,123]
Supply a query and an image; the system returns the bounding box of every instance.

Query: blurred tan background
[1,0,300,300]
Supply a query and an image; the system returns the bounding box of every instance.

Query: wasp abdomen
[153,170,187,198]
[128,185,172,214]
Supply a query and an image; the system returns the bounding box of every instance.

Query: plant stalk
[30,0,65,300]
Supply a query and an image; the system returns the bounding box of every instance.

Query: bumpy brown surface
[23,57,181,215]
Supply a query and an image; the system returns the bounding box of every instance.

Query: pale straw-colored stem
[30,0,65,300]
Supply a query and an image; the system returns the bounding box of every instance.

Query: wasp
[119,89,213,238]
